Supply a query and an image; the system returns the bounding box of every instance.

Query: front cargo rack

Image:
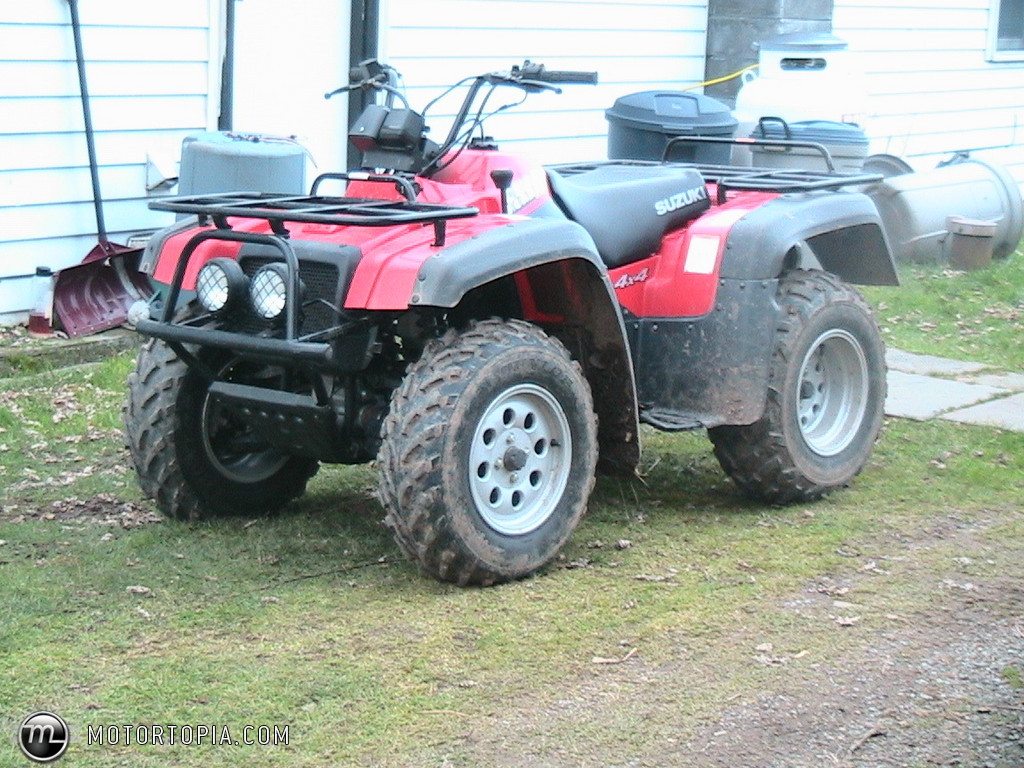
[149,190,478,244]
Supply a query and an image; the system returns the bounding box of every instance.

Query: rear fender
[415,218,641,475]
[722,192,899,286]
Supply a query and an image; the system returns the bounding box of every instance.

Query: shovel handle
[68,0,113,252]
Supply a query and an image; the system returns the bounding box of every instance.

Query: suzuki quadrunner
[126,61,897,585]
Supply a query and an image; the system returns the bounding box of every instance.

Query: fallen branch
[592,647,639,665]
[847,725,886,757]
[422,709,472,718]
[226,556,407,598]
[978,704,1024,713]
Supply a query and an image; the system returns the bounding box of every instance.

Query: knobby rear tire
[709,270,886,504]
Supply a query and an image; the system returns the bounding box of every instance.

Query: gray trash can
[179,131,307,196]
[866,158,1024,263]
[749,118,869,172]
[606,91,737,164]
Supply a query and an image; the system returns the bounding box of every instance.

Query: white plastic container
[734,33,870,164]
[27,266,54,336]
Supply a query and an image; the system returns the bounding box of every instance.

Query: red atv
[126,61,896,585]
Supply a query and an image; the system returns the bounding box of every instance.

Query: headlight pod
[250,263,291,321]
[196,258,247,314]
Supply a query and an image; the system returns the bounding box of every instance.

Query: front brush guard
[137,190,480,373]
[135,227,338,374]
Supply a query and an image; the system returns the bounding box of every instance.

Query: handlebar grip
[533,70,599,85]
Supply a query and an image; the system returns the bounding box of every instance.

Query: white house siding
[0,0,220,322]
[833,0,1024,187]
[379,0,709,165]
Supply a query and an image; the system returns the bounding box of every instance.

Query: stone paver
[941,392,1024,432]
[960,372,1024,392]
[885,349,989,377]
[884,349,1024,432]
[885,370,1009,421]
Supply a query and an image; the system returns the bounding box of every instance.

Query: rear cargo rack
[150,190,478,243]
[664,136,883,202]
[553,138,884,204]
[694,163,883,203]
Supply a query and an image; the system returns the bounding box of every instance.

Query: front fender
[416,217,642,476]
[722,191,899,286]
[411,217,605,307]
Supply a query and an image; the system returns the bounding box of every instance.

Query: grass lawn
[1,252,1022,767]
[862,250,1024,370]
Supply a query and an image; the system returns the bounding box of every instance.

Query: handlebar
[527,69,599,85]
[331,60,598,177]
[328,60,597,101]
[510,62,599,86]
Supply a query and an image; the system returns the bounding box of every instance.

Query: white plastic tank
[735,33,870,163]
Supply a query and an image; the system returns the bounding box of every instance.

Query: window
[988,0,1024,61]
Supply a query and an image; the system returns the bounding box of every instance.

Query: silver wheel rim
[469,383,572,536]
[796,329,869,457]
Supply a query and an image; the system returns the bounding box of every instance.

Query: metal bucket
[944,216,998,270]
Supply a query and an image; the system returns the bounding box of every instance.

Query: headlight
[250,263,290,320]
[196,258,247,314]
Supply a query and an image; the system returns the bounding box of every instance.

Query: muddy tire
[125,337,318,520]
[378,318,598,586]
[708,270,886,503]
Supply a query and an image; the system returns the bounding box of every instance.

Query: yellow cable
[681,64,759,92]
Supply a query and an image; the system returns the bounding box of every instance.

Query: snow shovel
[53,0,152,338]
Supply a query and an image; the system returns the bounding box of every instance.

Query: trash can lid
[946,215,998,237]
[751,118,868,146]
[606,91,737,133]
[759,32,849,52]
[183,131,307,158]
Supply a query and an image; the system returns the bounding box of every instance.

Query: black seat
[547,164,711,268]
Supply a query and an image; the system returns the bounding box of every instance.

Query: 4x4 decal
[612,267,649,290]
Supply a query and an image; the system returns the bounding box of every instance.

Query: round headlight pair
[249,263,290,321]
[196,258,247,314]
[195,259,292,321]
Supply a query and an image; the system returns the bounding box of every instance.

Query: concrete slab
[960,372,1024,392]
[885,370,1008,421]
[886,349,989,377]
[0,328,138,377]
[941,392,1024,432]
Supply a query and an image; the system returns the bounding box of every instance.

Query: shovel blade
[53,247,152,338]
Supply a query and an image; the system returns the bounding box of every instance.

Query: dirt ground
[682,598,1024,768]
[445,512,1024,768]
[8,496,1022,768]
